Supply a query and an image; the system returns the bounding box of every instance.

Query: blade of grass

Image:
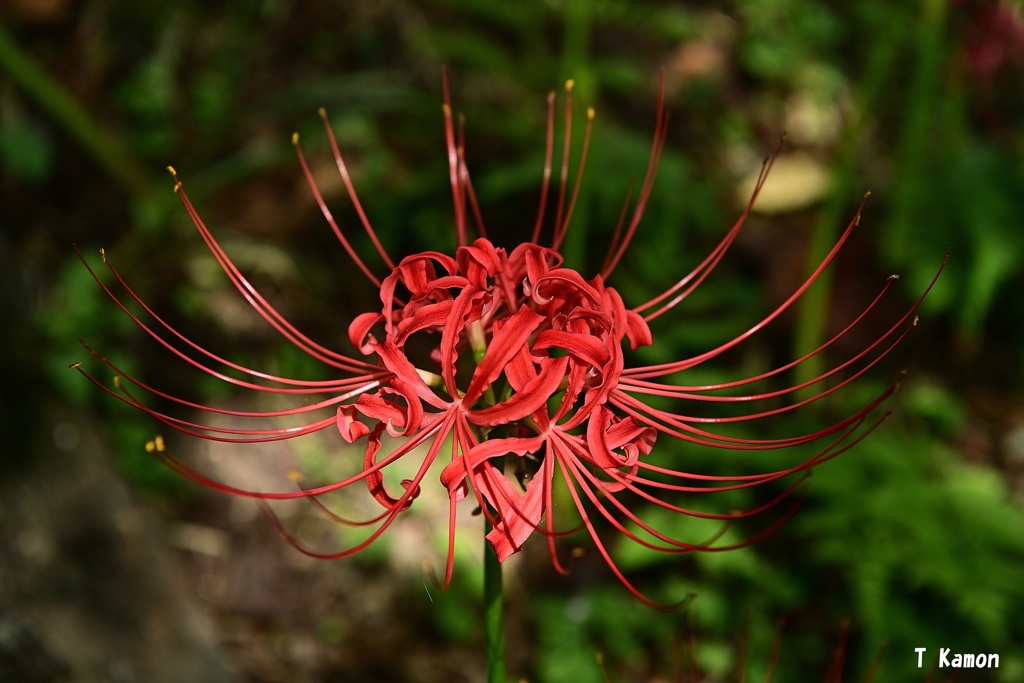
[0,25,150,198]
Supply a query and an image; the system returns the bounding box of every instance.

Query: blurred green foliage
[3,0,1023,681]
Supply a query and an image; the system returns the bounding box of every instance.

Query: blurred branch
[0,25,151,198]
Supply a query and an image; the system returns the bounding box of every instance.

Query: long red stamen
[618,274,899,397]
[294,132,386,287]
[318,108,397,270]
[630,133,785,317]
[170,169,383,372]
[552,103,595,250]
[600,70,670,280]
[442,70,468,248]
[628,191,870,376]
[77,247,385,387]
[531,91,558,245]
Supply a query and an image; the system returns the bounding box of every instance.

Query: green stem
[792,12,899,390]
[885,0,948,260]
[484,523,507,683]
[0,25,150,198]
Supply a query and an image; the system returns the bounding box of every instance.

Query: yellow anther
[913,315,919,326]
[167,166,180,191]
[318,106,327,117]
[287,469,303,483]
[565,79,575,91]
[864,189,873,199]
[145,436,164,453]
[69,362,81,369]
[587,107,595,120]
[113,375,122,388]
[442,103,452,116]
[145,440,155,453]
[292,132,299,145]
[888,273,900,280]
[100,248,107,263]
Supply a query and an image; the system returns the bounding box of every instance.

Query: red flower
[76,75,944,607]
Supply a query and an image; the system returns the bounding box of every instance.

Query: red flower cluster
[76,75,943,606]
[341,237,657,565]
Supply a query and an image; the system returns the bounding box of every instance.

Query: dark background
[2,1,1023,681]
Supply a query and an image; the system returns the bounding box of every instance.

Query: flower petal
[467,356,569,426]
[457,238,503,290]
[463,304,544,404]
[438,288,487,398]
[485,469,546,561]
[439,433,548,561]
[337,404,371,443]
[395,300,454,345]
[372,340,449,410]
[363,424,421,509]
[349,312,384,355]
[533,329,611,369]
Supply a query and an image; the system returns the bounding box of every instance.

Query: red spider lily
[75,74,945,608]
